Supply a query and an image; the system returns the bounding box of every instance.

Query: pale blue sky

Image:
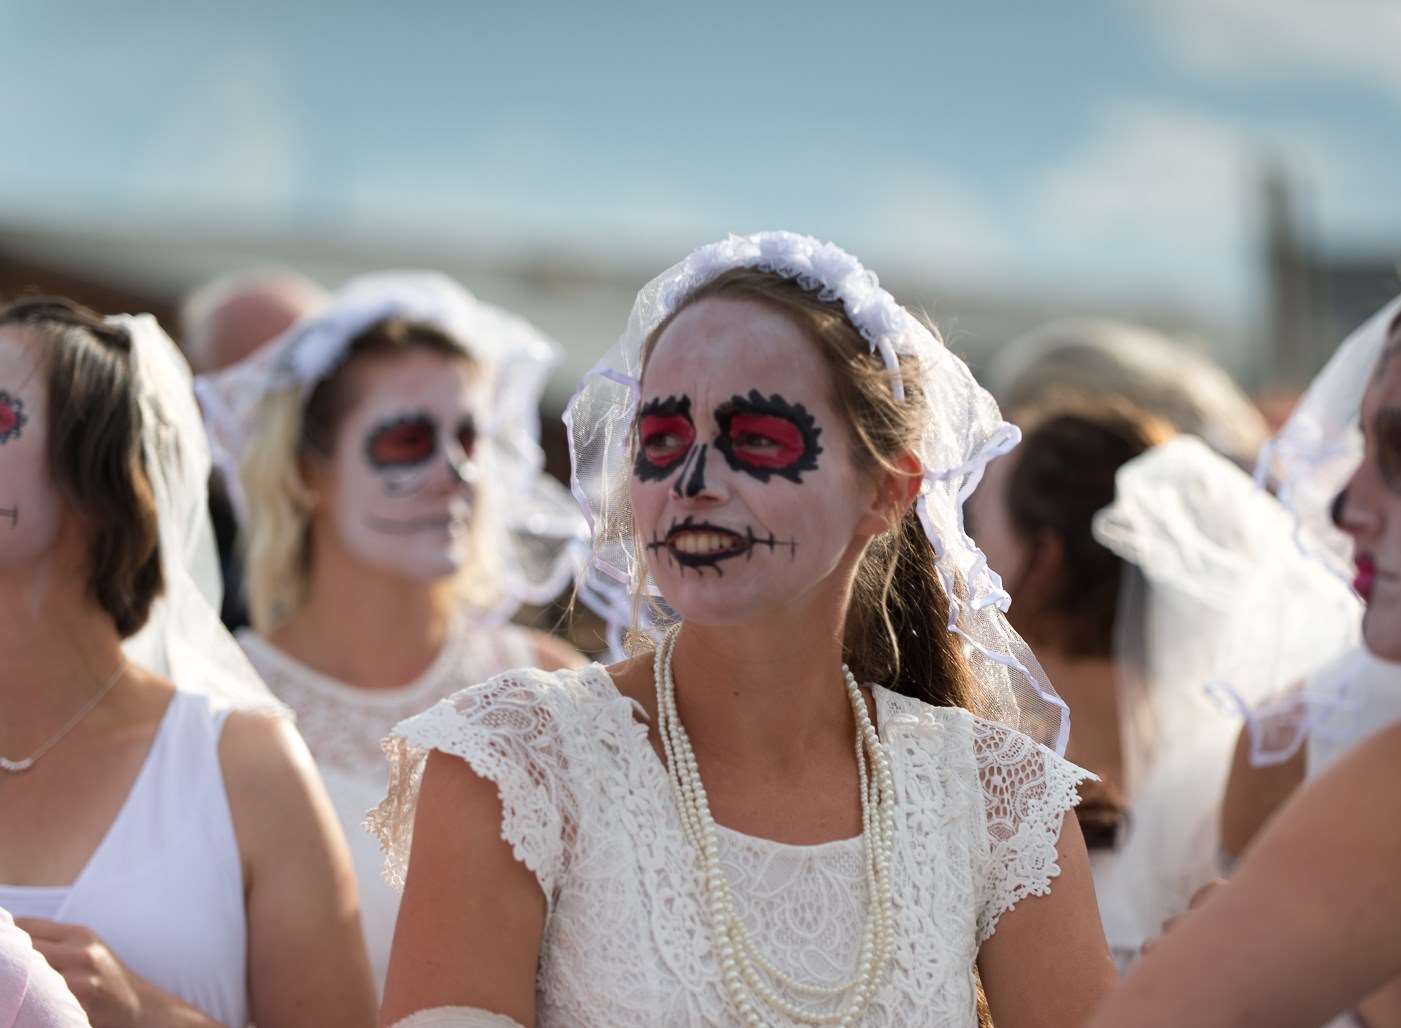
[2,0,1397,337]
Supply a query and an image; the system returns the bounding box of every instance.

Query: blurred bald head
[180,271,327,374]
[985,318,1268,467]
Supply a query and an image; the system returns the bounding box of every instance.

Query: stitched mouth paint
[362,512,462,535]
[646,514,798,575]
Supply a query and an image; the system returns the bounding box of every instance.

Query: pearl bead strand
[653,623,897,1027]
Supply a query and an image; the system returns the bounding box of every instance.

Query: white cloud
[1139,0,1401,98]
[1023,100,1259,321]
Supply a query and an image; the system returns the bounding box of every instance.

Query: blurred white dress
[238,622,534,995]
[1089,727,1233,972]
[1306,647,1401,776]
[370,665,1093,1027]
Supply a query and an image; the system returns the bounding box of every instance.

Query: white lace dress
[371,664,1092,1026]
[238,623,535,994]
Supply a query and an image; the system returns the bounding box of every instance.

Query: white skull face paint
[322,350,486,582]
[0,328,62,570]
[630,297,882,626]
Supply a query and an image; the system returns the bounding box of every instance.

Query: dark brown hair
[644,268,980,712]
[1003,403,1171,658]
[0,296,162,636]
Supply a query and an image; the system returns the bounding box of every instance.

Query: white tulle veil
[117,313,283,712]
[564,231,1070,752]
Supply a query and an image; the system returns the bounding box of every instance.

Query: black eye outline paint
[634,395,695,482]
[714,390,822,484]
[644,514,798,576]
[365,411,439,471]
[0,391,28,445]
[0,506,15,528]
[455,415,478,459]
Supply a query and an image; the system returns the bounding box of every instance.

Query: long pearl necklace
[653,623,896,1027]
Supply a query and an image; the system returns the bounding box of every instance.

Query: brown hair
[641,268,980,712]
[0,296,162,636]
[240,316,479,630]
[1003,402,1172,658]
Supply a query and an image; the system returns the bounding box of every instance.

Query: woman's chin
[657,577,780,627]
[1362,613,1401,663]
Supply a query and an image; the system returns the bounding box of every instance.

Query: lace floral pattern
[370,666,1091,1027]
[239,626,531,781]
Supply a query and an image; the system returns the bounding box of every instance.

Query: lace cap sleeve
[367,667,582,913]
[972,716,1095,942]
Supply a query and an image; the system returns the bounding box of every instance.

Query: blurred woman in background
[1086,296,1401,1028]
[965,402,1206,968]
[0,298,375,1027]
[197,271,587,995]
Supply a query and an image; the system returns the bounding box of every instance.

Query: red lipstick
[1354,555,1376,602]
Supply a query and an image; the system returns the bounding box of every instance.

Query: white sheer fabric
[1305,646,1401,777]
[1089,728,1232,974]
[371,665,1090,1027]
[238,621,534,994]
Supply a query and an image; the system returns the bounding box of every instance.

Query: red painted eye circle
[367,416,437,468]
[726,413,805,469]
[0,393,25,443]
[639,414,694,468]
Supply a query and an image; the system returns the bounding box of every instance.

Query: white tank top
[0,691,248,1027]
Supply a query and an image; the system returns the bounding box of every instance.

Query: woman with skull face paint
[1084,298,1401,1028]
[0,298,376,1027]
[374,233,1115,1028]
[197,272,587,997]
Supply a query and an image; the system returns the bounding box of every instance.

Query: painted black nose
[1331,487,1348,529]
[674,443,709,499]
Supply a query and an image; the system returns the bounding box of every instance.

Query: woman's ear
[296,453,326,513]
[856,452,923,536]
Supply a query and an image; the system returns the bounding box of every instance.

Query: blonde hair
[241,388,316,631]
[239,317,493,632]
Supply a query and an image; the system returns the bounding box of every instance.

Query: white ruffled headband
[196,270,589,622]
[565,231,1070,753]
